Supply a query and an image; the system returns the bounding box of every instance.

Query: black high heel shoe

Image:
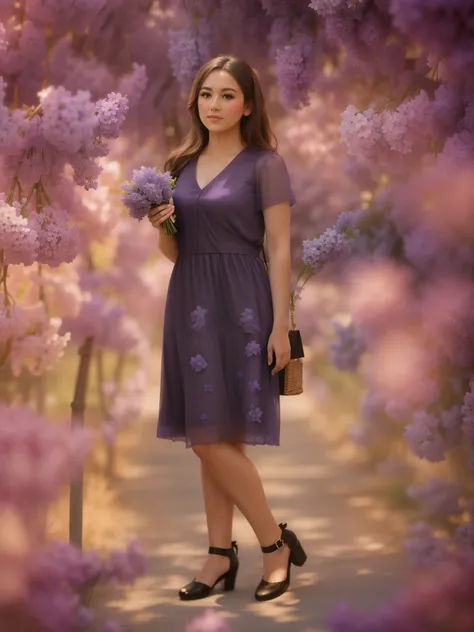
[179,541,239,601]
[255,523,307,602]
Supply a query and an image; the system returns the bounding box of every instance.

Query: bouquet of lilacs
[121,167,176,235]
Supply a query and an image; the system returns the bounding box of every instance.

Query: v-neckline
[194,147,248,192]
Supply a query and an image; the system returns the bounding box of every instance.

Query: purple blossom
[189,354,208,373]
[239,308,259,334]
[245,341,261,358]
[404,521,449,566]
[121,167,174,221]
[190,306,208,332]
[40,85,97,154]
[0,198,38,265]
[102,539,147,585]
[404,411,445,462]
[407,478,461,517]
[275,29,315,109]
[249,380,261,392]
[117,62,147,109]
[168,19,216,91]
[95,92,129,139]
[302,227,348,273]
[28,206,80,266]
[204,384,214,393]
[199,413,208,421]
[382,91,434,154]
[246,405,263,423]
[328,321,365,371]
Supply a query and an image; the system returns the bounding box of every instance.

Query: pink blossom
[0,197,38,265]
[0,404,92,513]
[0,305,28,342]
[10,317,71,377]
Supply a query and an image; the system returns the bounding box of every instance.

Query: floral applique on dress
[190,354,208,372]
[190,306,208,332]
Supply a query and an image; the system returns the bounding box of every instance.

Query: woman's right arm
[148,201,178,263]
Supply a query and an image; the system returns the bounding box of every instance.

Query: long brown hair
[164,55,277,177]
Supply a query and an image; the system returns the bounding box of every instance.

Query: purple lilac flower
[404,411,445,462]
[117,62,148,109]
[190,306,208,332]
[302,227,348,273]
[239,308,259,334]
[404,521,449,566]
[204,384,213,393]
[121,167,174,221]
[40,85,97,154]
[245,341,261,358]
[328,321,365,371]
[199,413,208,422]
[274,30,314,109]
[249,380,261,392]
[102,539,147,585]
[189,354,208,373]
[95,92,129,138]
[382,91,434,155]
[335,209,368,232]
[407,478,461,517]
[247,405,263,423]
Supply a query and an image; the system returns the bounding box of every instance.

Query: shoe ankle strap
[209,540,238,557]
[261,523,288,554]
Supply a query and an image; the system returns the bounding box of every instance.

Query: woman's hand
[267,326,290,376]
[148,199,175,230]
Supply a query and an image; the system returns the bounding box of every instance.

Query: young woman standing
[148,55,306,602]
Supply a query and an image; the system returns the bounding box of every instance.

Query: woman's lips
[208,116,222,121]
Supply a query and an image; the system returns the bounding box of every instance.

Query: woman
[148,55,307,602]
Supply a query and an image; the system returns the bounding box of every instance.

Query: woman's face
[197,69,251,135]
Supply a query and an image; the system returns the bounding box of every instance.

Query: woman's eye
[200,92,211,98]
[223,94,234,100]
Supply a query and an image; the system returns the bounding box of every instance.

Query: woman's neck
[204,130,246,156]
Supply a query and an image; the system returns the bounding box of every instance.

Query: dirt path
[94,387,409,632]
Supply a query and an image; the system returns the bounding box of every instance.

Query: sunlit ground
[83,354,411,632]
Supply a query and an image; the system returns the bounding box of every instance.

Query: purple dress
[157,146,295,448]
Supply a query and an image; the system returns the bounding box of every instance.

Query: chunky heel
[290,541,307,567]
[223,567,238,591]
[255,523,307,602]
[179,541,239,601]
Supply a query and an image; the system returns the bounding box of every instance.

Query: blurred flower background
[1,0,474,631]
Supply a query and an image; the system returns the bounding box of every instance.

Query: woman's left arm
[264,201,292,376]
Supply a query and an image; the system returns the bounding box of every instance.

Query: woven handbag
[262,250,304,396]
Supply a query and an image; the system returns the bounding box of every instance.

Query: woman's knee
[192,443,216,460]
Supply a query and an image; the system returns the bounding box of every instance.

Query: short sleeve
[256,152,296,210]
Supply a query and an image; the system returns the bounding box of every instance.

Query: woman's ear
[243,102,252,117]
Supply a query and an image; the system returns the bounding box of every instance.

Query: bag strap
[261,248,297,332]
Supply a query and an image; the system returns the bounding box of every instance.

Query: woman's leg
[192,442,290,583]
[194,442,243,586]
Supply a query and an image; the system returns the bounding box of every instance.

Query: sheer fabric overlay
[157,148,295,448]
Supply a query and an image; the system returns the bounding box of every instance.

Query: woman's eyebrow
[201,86,237,93]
